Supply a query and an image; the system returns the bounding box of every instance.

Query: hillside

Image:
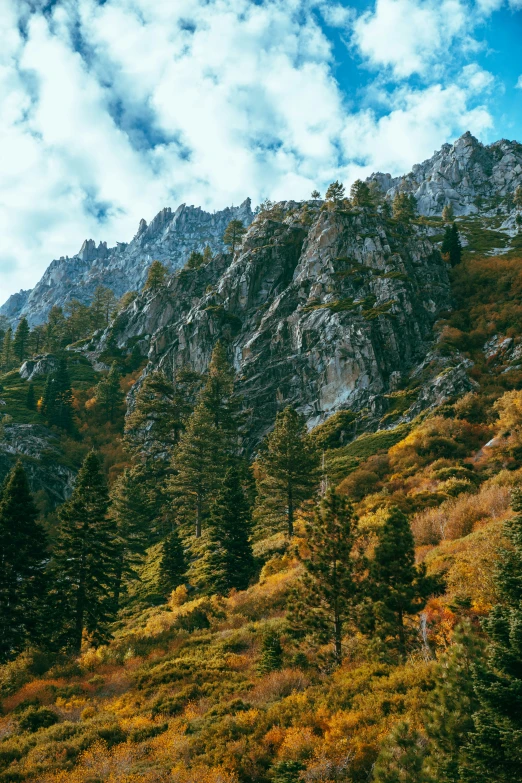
[2,141,522,783]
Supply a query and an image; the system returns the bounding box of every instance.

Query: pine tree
[460,489,522,782]
[255,406,318,537]
[223,219,246,255]
[392,191,417,221]
[325,181,345,205]
[109,466,155,609]
[370,507,442,660]
[1,327,13,371]
[203,245,213,263]
[89,286,116,330]
[144,260,168,291]
[13,318,30,363]
[158,527,187,597]
[373,722,429,783]
[44,305,66,352]
[350,179,373,207]
[514,185,522,209]
[311,189,321,199]
[95,362,123,423]
[198,468,254,594]
[51,452,118,652]
[168,402,223,538]
[0,462,48,662]
[42,358,74,431]
[258,629,284,673]
[125,369,199,463]
[200,341,238,436]
[287,489,360,665]
[64,299,91,342]
[422,622,484,783]
[441,224,462,267]
[186,250,204,269]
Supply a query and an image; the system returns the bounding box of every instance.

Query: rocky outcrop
[19,354,60,382]
[1,199,253,327]
[370,132,522,216]
[0,424,76,504]
[100,200,452,444]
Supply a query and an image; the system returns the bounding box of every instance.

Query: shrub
[18,706,59,733]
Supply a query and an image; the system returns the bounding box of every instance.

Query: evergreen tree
[30,324,45,355]
[1,327,13,371]
[51,452,118,652]
[186,250,204,269]
[461,489,522,782]
[89,286,116,330]
[198,467,255,594]
[287,489,360,665]
[125,369,200,463]
[26,383,36,411]
[0,462,48,663]
[255,406,318,537]
[514,185,522,209]
[325,180,345,205]
[168,402,223,538]
[64,299,91,342]
[223,219,246,255]
[200,341,238,435]
[441,224,462,267]
[41,358,74,431]
[203,244,213,263]
[95,362,123,423]
[258,629,284,674]
[13,317,30,363]
[311,189,321,199]
[442,203,455,223]
[109,466,154,609]
[392,191,417,221]
[144,260,168,291]
[373,721,428,783]
[44,305,66,352]
[350,179,373,207]
[422,622,484,783]
[370,507,441,660]
[158,526,187,597]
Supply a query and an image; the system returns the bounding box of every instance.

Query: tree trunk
[397,607,406,660]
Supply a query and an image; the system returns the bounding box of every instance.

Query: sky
[1,0,521,301]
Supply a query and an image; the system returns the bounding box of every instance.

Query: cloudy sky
[1,0,521,301]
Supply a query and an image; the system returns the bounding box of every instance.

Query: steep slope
[98,201,452,444]
[0,199,253,327]
[371,132,522,216]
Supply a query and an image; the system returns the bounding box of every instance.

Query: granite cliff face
[1,199,253,327]
[370,132,522,216]
[96,200,454,443]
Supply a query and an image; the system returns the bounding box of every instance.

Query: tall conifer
[255,406,318,536]
[0,462,47,662]
[13,317,30,363]
[287,489,360,665]
[198,467,255,594]
[51,452,118,652]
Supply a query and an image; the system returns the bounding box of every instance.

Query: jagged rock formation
[370,132,522,216]
[1,199,253,327]
[96,200,452,443]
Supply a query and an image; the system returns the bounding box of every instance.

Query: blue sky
[0,0,521,300]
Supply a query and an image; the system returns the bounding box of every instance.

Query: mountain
[2,133,521,331]
[370,131,522,216]
[0,198,253,327]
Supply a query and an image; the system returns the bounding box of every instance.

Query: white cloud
[352,0,470,78]
[517,75,522,89]
[0,0,499,300]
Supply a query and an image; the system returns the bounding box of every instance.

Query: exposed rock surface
[96,200,453,444]
[19,354,60,382]
[0,423,76,504]
[1,199,253,327]
[370,132,522,216]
